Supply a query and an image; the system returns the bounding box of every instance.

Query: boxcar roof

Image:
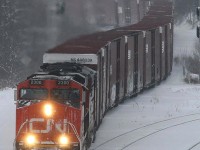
[47,30,132,54]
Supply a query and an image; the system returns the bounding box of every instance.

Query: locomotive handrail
[64,106,82,150]
[66,121,82,150]
[13,119,29,150]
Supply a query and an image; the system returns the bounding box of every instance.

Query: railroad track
[91,113,200,150]
[188,141,200,150]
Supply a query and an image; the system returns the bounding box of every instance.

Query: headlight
[59,135,69,146]
[25,134,36,146]
[44,103,53,117]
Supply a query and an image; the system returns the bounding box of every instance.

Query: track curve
[91,113,200,150]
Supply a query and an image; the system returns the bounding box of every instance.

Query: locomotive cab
[15,63,96,150]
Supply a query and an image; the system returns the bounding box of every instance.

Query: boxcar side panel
[164,25,169,77]
[119,37,126,102]
[155,28,161,82]
[161,26,166,80]
[144,31,152,87]
[151,29,156,85]
[110,41,117,106]
[167,23,172,75]
[101,48,107,115]
[106,45,111,108]
[96,55,101,127]
[99,52,104,121]
[134,35,139,93]
[170,23,174,72]
[126,36,135,96]
[137,32,144,91]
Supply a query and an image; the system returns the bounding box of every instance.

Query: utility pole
[137,0,140,22]
[197,0,200,39]
[115,0,119,27]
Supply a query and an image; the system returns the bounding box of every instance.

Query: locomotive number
[30,80,43,85]
[57,80,69,85]
[71,58,93,63]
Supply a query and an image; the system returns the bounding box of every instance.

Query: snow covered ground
[0,89,15,150]
[90,65,200,150]
[0,23,199,150]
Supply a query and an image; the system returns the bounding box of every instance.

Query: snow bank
[0,88,15,150]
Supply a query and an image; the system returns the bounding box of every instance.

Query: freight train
[14,0,173,149]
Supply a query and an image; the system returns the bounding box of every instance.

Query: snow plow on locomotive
[14,0,173,149]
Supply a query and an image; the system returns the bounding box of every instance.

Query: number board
[30,80,43,85]
[57,80,70,85]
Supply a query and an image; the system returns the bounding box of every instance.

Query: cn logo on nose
[29,118,67,133]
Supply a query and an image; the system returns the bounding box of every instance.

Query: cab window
[18,88,48,107]
[20,88,48,100]
[51,88,80,108]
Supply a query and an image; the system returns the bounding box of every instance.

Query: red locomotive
[15,63,96,150]
[15,0,173,149]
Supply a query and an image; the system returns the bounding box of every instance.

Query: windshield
[18,89,48,108]
[51,88,80,108]
[20,88,48,100]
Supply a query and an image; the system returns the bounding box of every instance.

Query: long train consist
[14,0,173,149]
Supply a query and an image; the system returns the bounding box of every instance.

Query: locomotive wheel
[15,142,25,150]
[91,129,96,143]
[15,148,27,150]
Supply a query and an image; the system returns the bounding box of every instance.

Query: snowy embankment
[0,89,15,150]
[90,65,200,150]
